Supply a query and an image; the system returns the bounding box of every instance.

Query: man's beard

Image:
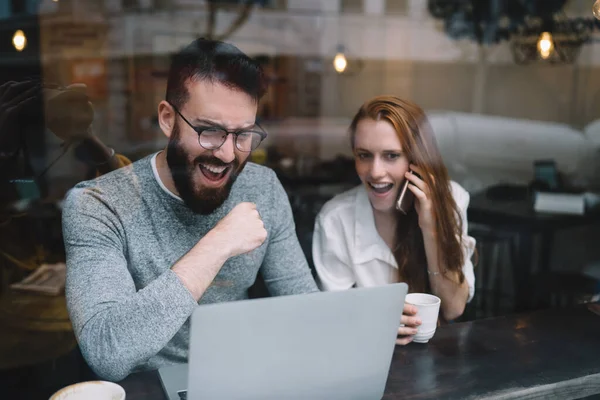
[166,122,247,215]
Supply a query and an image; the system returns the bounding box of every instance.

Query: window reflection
[1,0,599,397]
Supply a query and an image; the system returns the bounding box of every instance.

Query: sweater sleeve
[62,186,198,381]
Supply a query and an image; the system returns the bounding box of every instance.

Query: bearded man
[62,38,318,382]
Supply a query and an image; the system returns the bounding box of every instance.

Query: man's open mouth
[199,163,230,182]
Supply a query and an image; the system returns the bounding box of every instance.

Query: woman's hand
[396,303,421,345]
[405,164,436,235]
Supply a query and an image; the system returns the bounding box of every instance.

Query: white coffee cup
[405,293,441,343]
[49,381,125,400]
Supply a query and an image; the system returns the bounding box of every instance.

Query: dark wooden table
[119,305,600,399]
[467,187,600,311]
[467,187,597,232]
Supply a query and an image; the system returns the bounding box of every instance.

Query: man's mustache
[194,156,236,168]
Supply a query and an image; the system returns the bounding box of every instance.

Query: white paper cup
[49,381,125,400]
[405,293,441,343]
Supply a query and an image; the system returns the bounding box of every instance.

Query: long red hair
[349,96,465,293]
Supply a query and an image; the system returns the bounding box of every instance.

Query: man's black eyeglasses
[167,101,267,152]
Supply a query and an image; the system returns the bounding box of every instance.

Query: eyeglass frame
[166,100,268,152]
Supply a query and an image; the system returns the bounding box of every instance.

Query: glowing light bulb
[12,30,26,52]
[333,52,347,73]
[594,0,600,20]
[537,32,554,60]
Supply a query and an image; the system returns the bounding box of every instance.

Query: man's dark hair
[165,38,268,109]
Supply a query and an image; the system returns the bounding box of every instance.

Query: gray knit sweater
[62,153,318,381]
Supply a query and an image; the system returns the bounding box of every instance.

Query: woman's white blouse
[312,182,476,302]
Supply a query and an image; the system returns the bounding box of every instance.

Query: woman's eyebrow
[354,148,403,153]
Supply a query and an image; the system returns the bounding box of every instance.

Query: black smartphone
[534,159,559,190]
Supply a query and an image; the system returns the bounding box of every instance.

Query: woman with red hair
[313,96,476,345]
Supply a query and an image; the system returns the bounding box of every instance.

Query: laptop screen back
[187,283,407,400]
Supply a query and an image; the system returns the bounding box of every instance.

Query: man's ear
[158,101,175,139]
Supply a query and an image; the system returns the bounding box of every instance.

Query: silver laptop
[159,283,407,400]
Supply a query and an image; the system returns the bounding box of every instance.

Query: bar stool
[468,225,518,319]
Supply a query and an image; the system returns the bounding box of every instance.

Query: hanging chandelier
[428,0,600,65]
[510,16,598,64]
